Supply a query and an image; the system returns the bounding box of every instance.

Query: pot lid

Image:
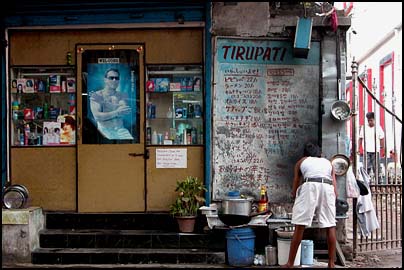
[331,154,350,176]
[227,190,240,197]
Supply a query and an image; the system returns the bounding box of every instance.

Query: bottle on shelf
[151,130,158,145]
[166,107,173,118]
[24,124,30,146]
[258,185,269,212]
[182,129,187,145]
[43,102,49,119]
[191,127,197,144]
[146,127,152,144]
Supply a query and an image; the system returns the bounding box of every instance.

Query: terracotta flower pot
[176,216,196,233]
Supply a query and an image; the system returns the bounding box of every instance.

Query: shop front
[3,3,207,212]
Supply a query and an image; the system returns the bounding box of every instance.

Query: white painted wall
[339,2,402,160]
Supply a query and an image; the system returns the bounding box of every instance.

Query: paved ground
[343,248,402,268]
[3,248,401,268]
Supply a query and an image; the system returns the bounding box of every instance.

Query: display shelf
[9,66,76,147]
[146,65,203,146]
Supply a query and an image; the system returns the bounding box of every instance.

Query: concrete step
[39,229,226,250]
[32,248,226,265]
[45,212,180,231]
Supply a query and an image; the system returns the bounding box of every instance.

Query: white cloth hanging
[356,167,380,237]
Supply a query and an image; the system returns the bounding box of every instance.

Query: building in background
[342,2,402,163]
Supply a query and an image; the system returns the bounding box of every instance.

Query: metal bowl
[331,100,351,121]
[331,154,350,176]
[276,226,295,238]
[2,184,29,209]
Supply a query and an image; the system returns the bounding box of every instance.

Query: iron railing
[350,60,402,256]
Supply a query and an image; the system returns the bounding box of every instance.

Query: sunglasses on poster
[106,76,120,81]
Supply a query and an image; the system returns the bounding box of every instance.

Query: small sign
[156,148,187,168]
[98,58,120,64]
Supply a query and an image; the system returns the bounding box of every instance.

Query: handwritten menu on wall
[213,38,320,202]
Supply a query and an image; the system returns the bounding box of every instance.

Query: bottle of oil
[258,185,268,212]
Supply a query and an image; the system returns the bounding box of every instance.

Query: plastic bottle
[151,131,158,145]
[191,127,197,144]
[24,124,30,146]
[166,107,173,118]
[146,127,152,144]
[43,102,49,119]
[183,129,187,145]
[258,185,269,212]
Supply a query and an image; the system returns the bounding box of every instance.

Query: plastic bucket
[226,227,255,266]
[301,240,314,265]
[277,238,301,266]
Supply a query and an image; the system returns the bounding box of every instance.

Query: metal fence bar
[351,59,359,257]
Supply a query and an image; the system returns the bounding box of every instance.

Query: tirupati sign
[212,37,320,202]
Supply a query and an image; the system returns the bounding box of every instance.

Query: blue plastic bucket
[301,240,314,265]
[226,227,255,266]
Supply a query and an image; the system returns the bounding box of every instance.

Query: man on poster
[89,67,134,140]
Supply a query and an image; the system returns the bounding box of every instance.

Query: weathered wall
[210,2,351,244]
[2,207,44,263]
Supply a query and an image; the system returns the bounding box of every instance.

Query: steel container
[221,198,253,216]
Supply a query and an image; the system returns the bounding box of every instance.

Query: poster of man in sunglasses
[88,65,134,140]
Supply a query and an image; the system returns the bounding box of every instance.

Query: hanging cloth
[330,7,339,32]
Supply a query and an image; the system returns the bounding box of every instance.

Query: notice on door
[156,148,187,168]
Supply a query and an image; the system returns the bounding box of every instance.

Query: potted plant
[169,176,207,233]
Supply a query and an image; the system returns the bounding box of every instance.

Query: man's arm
[90,99,118,122]
[379,126,385,156]
[90,98,131,122]
[291,157,305,199]
[331,167,338,198]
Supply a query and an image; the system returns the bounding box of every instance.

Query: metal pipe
[351,58,359,258]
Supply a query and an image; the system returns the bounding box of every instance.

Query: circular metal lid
[331,100,351,121]
[331,154,350,176]
[3,189,25,209]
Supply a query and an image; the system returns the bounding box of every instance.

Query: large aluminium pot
[218,196,270,226]
[221,197,253,216]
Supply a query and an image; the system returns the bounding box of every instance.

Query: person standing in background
[358,112,385,180]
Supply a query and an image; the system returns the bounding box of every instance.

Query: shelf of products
[146,65,203,145]
[9,66,76,147]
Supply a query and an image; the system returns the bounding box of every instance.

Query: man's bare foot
[328,263,335,268]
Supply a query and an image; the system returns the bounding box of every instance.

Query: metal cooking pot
[218,192,270,226]
[221,197,254,216]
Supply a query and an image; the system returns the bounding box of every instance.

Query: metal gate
[350,60,402,256]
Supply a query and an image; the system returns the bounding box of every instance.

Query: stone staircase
[31,212,227,265]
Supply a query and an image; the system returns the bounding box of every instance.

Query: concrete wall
[210,2,351,245]
[2,207,44,263]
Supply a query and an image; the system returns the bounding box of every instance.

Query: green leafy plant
[169,176,207,217]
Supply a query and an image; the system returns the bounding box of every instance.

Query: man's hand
[116,105,131,116]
